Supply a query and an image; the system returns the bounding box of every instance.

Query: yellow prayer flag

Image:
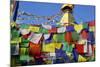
[20,48,26,55]
[42,43,62,53]
[78,55,87,62]
[53,34,57,42]
[11,37,22,44]
[74,24,83,33]
[78,39,86,44]
[55,43,62,49]
[89,26,95,32]
[29,26,40,32]
[11,22,16,27]
[42,43,55,53]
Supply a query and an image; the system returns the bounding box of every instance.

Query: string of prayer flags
[11,1,96,65]
[11,20,95,65]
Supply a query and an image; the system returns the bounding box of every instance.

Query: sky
[16,1,95,25]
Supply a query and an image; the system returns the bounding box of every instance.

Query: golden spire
[61,4,74,9]
[61,4,74,13]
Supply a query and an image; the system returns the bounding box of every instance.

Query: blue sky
[16,1,95,25]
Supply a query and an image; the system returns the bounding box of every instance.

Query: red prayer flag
[48,27,57,33]
[75,44,84,54]
[88,21,95,27]
[22,32,31,39]
[65,32,72,45]
[80,30,88,39]
[29,42,41,58]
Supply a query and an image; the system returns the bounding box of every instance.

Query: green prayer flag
[11,29,20,43]
[62,42,69,51]
[68,44,73,52]
[20,24,29,29]
[72,31,79,41]
[22,38,29,43]
[20,42,29,47]
[83,23,88,29]
[20,48,29,55]
[39,27,48,33]
[11,29,19,39]
[53,33,65,42]
[62,42,73,52]
[20,55,30,61]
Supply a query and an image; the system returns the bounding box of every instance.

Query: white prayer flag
[20,28,30,35]
[42,24,52,30]
[57,26,66,33]
[44,34,51,40]
[84,40,88,53]
[30,33,43,44]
